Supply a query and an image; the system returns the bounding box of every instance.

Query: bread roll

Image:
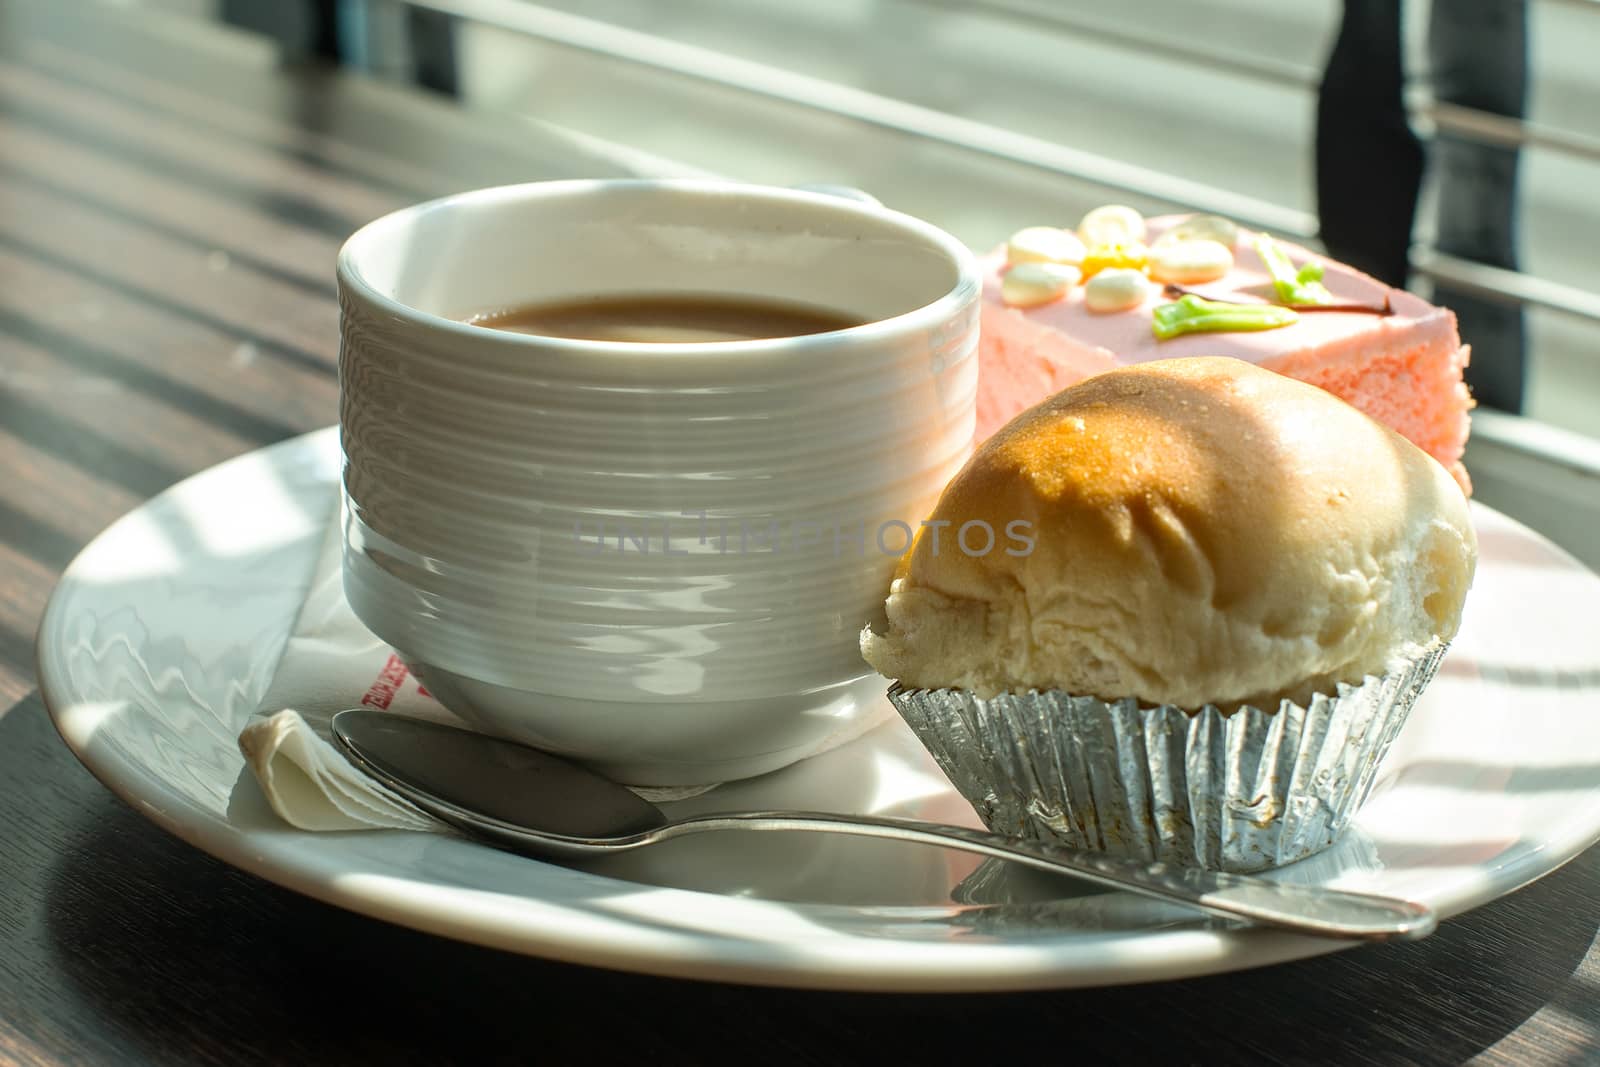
[861,357,1476,709]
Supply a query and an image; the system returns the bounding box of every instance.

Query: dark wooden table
[1,4,1595,1063]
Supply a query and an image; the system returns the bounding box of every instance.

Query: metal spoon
[330,710,1435,941]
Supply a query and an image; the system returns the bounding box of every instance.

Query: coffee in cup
[466,293,867,343]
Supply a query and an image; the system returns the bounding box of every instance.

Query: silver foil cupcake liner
[889,641,1448,872]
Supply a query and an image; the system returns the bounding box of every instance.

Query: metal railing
[955,0,1600,166]
[922,0,1319,89]
[407,0,1318,235]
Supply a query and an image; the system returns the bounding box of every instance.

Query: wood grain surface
[0,3,1594,1063]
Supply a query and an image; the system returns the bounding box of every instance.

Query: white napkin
[238,508,718,834]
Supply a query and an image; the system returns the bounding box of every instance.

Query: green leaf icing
[1256,234,1333,305]
[1151,294,1299,340]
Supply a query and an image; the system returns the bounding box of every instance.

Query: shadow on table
[40,789,1600,1066]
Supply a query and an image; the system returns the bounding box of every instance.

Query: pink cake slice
[977,216,1474,491]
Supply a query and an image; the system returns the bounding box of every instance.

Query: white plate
[36,428,1600,991]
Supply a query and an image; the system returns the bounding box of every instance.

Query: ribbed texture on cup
[339,284,980,700]
[888,642,1447,872]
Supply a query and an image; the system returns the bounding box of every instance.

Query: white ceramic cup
[337,179,979,784]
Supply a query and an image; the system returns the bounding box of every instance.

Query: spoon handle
[651,810,1435,941]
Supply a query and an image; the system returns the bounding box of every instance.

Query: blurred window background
[121,0,1600,447]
